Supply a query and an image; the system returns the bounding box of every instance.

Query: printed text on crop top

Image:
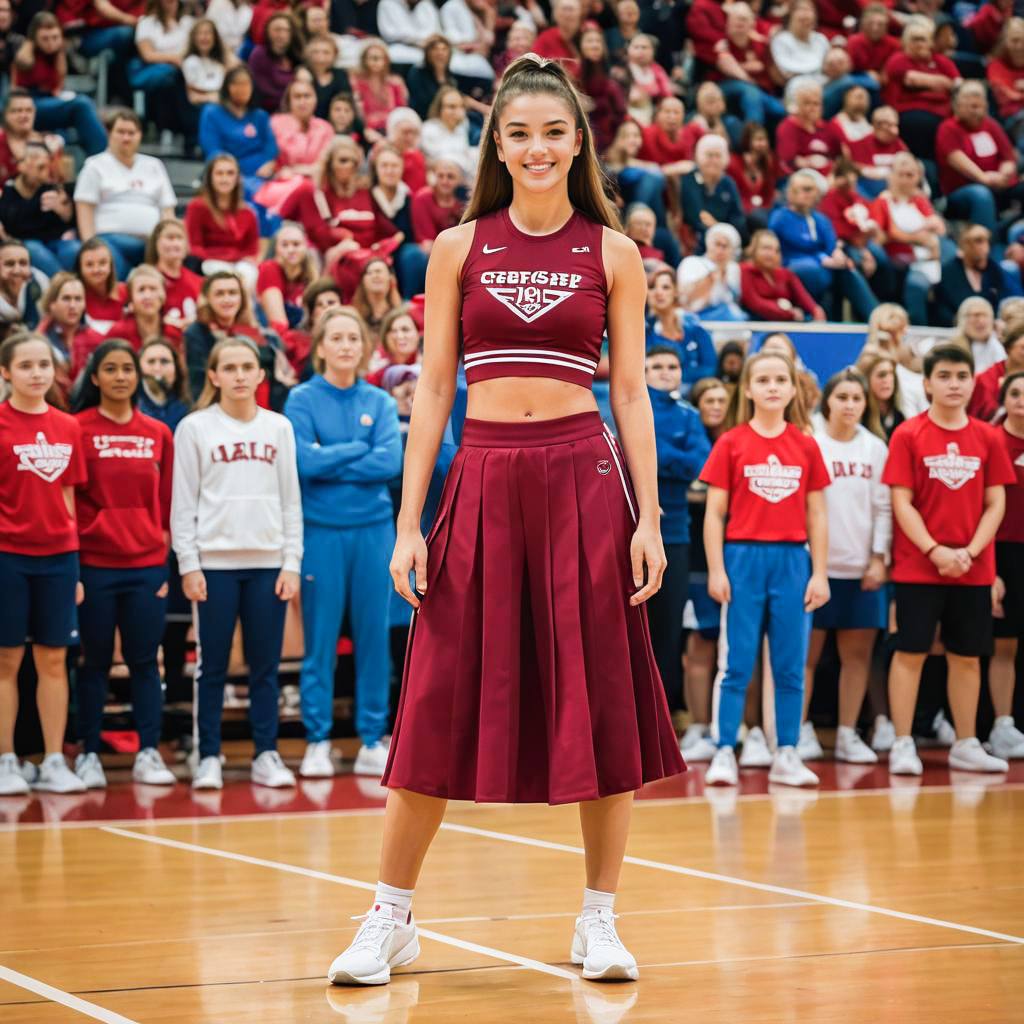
[460,207,608,388]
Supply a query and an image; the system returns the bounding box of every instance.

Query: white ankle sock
[374,881,414,922]
[582,887,615,917]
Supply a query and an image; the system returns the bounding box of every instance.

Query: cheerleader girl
[702,350,832,788]
[72,340,176,788]
[170,336,303,790]
[800,368,892,765]
[326,54,684,988]
[0,333,86,795]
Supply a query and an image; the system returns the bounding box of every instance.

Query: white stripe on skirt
[601,425,637,524]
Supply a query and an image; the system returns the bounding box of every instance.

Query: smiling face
[276,226,307,267]
[745,355,796,412]
[194,19,215,55]
[1,338,54,398]
[385,314,420,357]
[649,271,676,311]
[156,224,187,267]
[645,351,682,392]
[317,312,365,376]
[93,348,138,404]
[494,93,582,194]
[211,156,238,197]
[80,246,112,291]
[209,343,263,402]
[0,244,30,295]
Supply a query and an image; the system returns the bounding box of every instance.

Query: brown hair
[856,348,905,417]
[125,264,166,307]
[39,271,84,318]
[357,39,391,79]
[196,335,263,409]
[351,258,401,325]
[196,270,256,328]
[427,84,462,121]
[263,11,303,64]
[139,336,191,407]
[725,351,810,431]
[0,331,66,409]
[379,304,421,360]
[198,153,244,220]
[820,366,885,441]
[311,306,374,376]
[300,277,344,327]
[316,134,366,195]
[75,237,119,299]
[144,218,188,266]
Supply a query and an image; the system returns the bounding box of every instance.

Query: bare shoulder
[428,221,477,283]
[600,225,645,294]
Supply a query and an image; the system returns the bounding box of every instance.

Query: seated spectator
[638,95,691,181]
[137,336,191,430]
[421,86,478,179]
[406,34,456,121]
[248,11,302,112]
[385,106,428,192]
[185,153,261,290]
[495,18,537,77]
[937,80,1021,236]
[848,105,907,199]
[328,91,365,145]
[969,320,1024,420]
[579,26,626,153]
[740,228,825,322]
[351,39,409,144]
[605,0,640,68]
[351,256,402,337]
[883,17,960,160]
[728,122,777,222]
[644,267,718,387]
[605,118,669,229]
[863,301,928,415]
[366,304,421,386]
[0,141,78,277]
[257,220,318,330]
[680,134,745,255]
[681,81,733,156]
[857,349,905,439]
[776,81,843,179]
[0,238,43,330]
[370,142,425,296]
[37,271,87,397]
[625,33,674,107]
[686,0,727,74]
[304,32,352,120]
[182,18,237,109]
[281,277,343,375]
[847,4,899,83]
[144,218,201,332]
[375,0,434,70]
[76,238,127,335]
[11,13,106,156]
[439,0,497,87]
[987,17,1024,147]
[936,223,1011,326]
[676,221,743,320]
[770,0,828,93]
[831,84,873,147]
[206,0,253,55]
[713,2,785,130]
[74,109,177,278]
[820,42,881,121]
[534,0,583,80]
[963,0,1012,57]
[0,89,65,186]
[625,202,664,263]
[60,1,138,104]
[411,157,464,250]
[948,296,1006,374]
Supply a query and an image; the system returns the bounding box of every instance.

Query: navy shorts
[683,573,721,637]
[812,577,889,631]
[0,551,79,648]
[994,542,1024,640]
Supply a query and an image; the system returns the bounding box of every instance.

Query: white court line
[0,965,141,1023]
[100,826,576,982]
[439,822,1024,946]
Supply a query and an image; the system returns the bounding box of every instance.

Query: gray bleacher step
[65,74,97,96]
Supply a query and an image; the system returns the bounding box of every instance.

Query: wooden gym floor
[2,742,1023,1024]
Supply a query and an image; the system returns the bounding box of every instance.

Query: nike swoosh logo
[482,244,507,254]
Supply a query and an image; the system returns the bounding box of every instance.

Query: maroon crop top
[460,206,608,389]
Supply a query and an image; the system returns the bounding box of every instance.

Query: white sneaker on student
[328,904,420,985]
[739,726,773,767]
[353,742,389,777]
[300,740,335,778]
[252,750,296,788]
[768,746,819,787]
[987,716,1024,759]
[796,721,824,761]
[948,737,1009,774]
[932,710,956,746]
[0,753,29,795]
[705,746,739,786]
[570,908,639,982]
[680,728,717,762]
[33,753,87,793]
[888,736,923,776]
[74,751,107,789]
[871,715,896,753]
[835,726,878,764]
[133,747,176,785]
[192,755,223,790]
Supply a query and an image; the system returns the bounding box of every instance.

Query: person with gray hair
[680,133,745,255]
[677,222,744,319]
[776,80,843,179]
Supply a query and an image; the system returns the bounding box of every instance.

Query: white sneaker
[300,740,335,778]
[739,726,773,767]
[768,746,819,787]
[705,746,739,786]
[889,736,922,776]
[33,753,87,793]
[987,716,1024,759]
[932,710,956,746]
[570,908,639,982]
[871,715,896,753]
[0,752,29,795]
[353,742,389,777]
[680,727,717,762]
[133,747,176,785]
[252,750,296,788]
[192,755,223,790]
[835,726,878,764]
[796,721,824,761]
[74,752,107,789]
[328,904,420,985]
[948,737,1009,774]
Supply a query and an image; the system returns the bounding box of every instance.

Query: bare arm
[945,148,989,185]
[804,488,830,610]
[891,484,969,577]
[704,484,730,603]
[76,201,96,242]
[966,485,1005,560]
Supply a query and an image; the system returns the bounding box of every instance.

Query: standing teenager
[170,336,303,790]
[326,54,685,988]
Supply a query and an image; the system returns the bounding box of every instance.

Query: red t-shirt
[84,283,128,335]
[882,413,1016,584]
[997,425,1024,544]
[776,116,843,177]
[256,260,307,307]
[699,422,830,542]
[161,267,202,326]
[184,199,260,262]
[12,50,62,95]
[967,360,1006,421]
[686,0,727,66]
[75,407,173,568]
[0,402,86,555]
[73,318,183,378]
[986,57,1024,119]
[728,152,777,212]
[847,32,900,74]
[883,52,959,116]
[639,123,690,166]
[533,28,581,79]
[410,186,464,243]
[712,36,774,91]
[936,116,1016,195]
[848,133,907,174]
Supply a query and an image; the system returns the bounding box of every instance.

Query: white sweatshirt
[171,405,303,575]
[813,424,893,578]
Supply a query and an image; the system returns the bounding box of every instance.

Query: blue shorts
[683,573,721,637]
[812,576,888,631]
[0,550,79,648]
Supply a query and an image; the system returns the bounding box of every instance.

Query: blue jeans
[80,25,135,59]
[97,233,147,278]
[394,242,428,298]
[617,165,667,226]
[720,79,787,127]
[823,73,881,120]
[789,257,878,321]
[31,94,106,155]
[903,269,932,326]
[24,238,81,278]
[946,183,998,234]
[77,564,168,753]
[126,59,179,91]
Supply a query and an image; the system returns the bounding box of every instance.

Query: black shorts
[994,542,1024,640]
[893,583,993,657]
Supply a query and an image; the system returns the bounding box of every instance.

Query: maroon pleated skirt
[381,410,686,804]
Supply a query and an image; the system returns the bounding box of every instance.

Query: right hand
[929,545,969,578]
[708,568,731,605]
[390,527,428,609]
[182,570,208,602]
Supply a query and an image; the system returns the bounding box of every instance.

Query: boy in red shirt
[883,345,1016,775]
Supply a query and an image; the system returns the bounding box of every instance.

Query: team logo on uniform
[93,434,155,459]
[596,459,611,475]
[923,443,980,490]
[480,269,582,323]
[13,431,72,482]
[744,454,802,503]
[360,413,374,426]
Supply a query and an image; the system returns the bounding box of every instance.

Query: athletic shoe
[948,737,1009,774]
[705,746,739,786]
[888,736,922,776]
[987,716,1024,760]
[300,740,335,778]
[835,726,878,764]
[680,730,717,762]
[739,726,773,768]
[328,904,420,985]
[33,753,87,793]
[871,715,895,754]
[133,747,175,785]
[74,752,107,789]
[932,710,956,746]
[796,721,824,761]
[570,908,639,982]
[251,750,296,788]
[768,746,819,787]
[192,755,223,790]
[18,760,38,785]
[0,753,29,795]
[353,742,389,777]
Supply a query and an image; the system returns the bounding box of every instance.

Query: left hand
[861,555,887,591]
[803,572,830,613]
[275,569,300,601]
[629,520,666,606]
